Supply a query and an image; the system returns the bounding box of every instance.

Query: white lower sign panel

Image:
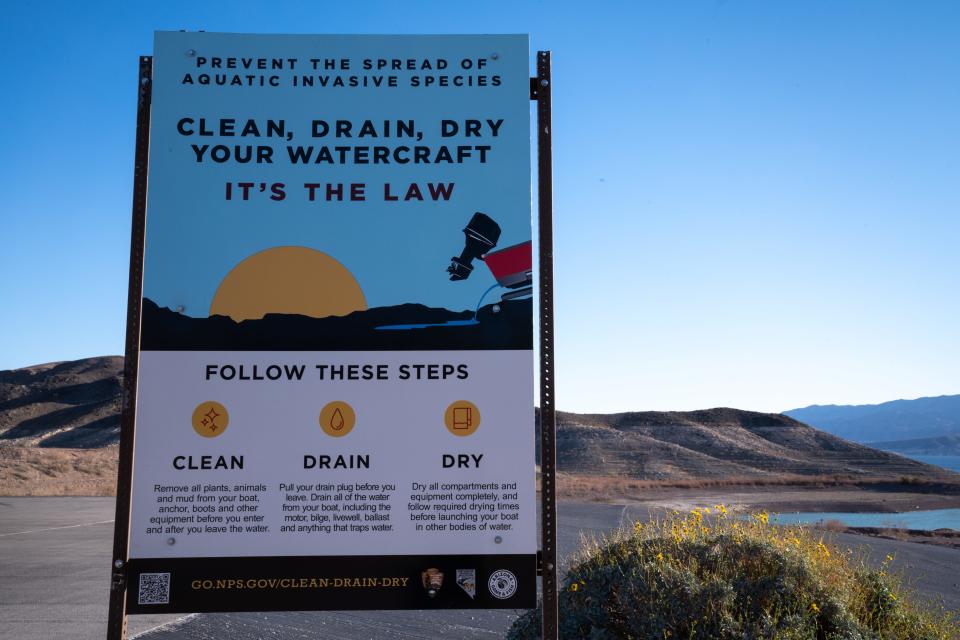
[126,351,536,612]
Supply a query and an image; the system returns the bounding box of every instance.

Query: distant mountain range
[867,434,960,456]
[785,395,960,454]
[1,357,956,489]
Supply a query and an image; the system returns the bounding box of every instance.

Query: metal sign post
[108,55,152,640]
[531,50,558,640]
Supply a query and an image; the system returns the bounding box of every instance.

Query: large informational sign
[123,32,535,614]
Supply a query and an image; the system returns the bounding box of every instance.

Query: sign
[121,32,536,614]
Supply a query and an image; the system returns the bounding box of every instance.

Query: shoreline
[615,484,960,514]
[555,480,960,549]
[839,525,960,549]
[554,472,960,514]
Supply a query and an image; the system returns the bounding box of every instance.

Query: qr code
[138,572,171,605]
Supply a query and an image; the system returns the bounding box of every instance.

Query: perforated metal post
[107,55,153,640]
[532,50,558,640]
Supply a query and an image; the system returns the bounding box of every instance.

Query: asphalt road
[1,498,957,640]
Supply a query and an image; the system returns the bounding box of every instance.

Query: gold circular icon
[444,400,480,436]
[319,401,356,437]
[191,401,229,438]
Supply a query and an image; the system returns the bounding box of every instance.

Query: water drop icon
[330,407,345,431]
[319,401,354,437]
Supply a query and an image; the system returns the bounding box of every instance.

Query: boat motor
[447,212,501,281]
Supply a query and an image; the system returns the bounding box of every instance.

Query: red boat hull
[484,241,533,289]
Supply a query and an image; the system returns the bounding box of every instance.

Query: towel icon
[453,407,473,430]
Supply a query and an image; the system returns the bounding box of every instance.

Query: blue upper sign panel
[141,33,532,351]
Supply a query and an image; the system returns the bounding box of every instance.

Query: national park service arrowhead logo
[421,568,444,598]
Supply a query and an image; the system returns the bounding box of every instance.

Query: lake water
[765,455,960,531]
[902,454,960,472]
[772,509,960,531]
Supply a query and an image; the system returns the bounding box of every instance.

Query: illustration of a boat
[482,240,533,301]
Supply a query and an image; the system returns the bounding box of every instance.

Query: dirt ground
[0,445,117,496]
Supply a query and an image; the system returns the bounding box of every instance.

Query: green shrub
[509,507,956,639]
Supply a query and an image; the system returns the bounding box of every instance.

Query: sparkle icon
[201,408,221,431]
[191,401,229,438]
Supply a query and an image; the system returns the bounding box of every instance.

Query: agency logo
[456,569,476,599]
[487,569,517,599]
[421,568,444,598]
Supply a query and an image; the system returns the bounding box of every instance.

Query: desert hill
[0,356,122,495]
[0,356,122,448]
[551,409,952,481]
[1,357,956,495]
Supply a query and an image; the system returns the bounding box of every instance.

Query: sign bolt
[167,537,176,545]
[494,535,503,544]
[114,559,124,569]
[186,49,196,57]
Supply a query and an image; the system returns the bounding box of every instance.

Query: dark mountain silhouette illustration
[139,297,532,351]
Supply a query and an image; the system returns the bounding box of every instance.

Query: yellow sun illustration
[209,246,367,321]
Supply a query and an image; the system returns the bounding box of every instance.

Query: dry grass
[819,519,849,533]
[880,527,912,542]
[0,445,117,496]
[549,471,960,502]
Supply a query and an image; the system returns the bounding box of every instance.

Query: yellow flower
[570,583,579,592]
[810,602,820,614]
[656,552,664,562]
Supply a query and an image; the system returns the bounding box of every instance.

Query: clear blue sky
[1,1,957,413]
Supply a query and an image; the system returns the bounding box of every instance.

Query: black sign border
[109,47,557,640]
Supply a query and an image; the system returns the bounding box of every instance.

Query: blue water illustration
[376,283,500,331]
